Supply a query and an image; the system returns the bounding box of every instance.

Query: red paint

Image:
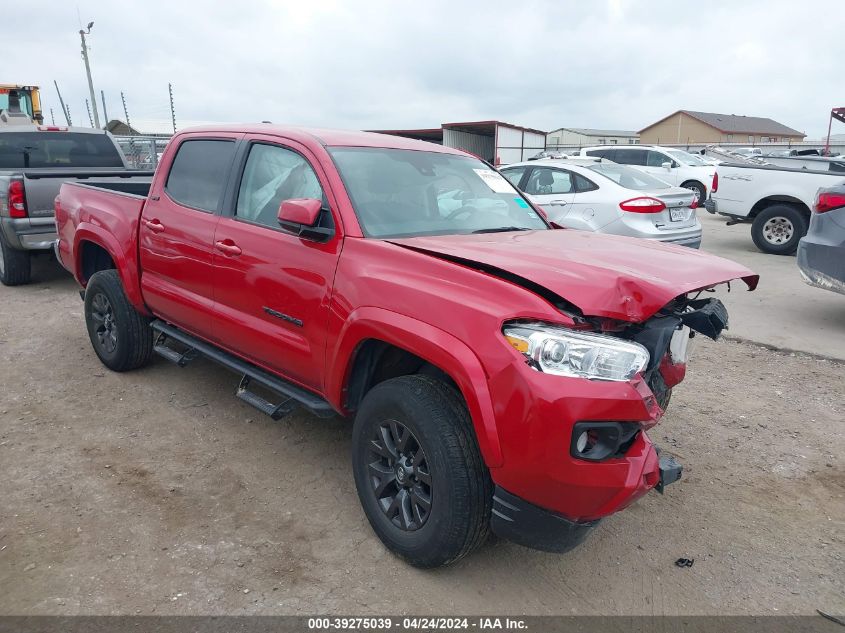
[56,124,758,524]
[279,198,322,226]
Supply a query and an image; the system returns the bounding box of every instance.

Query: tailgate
[23,169,151,218]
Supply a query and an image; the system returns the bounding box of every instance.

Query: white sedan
[500,158,702,248]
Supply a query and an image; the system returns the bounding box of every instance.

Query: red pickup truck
[55,125,758,568]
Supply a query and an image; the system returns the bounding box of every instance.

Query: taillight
[619,197,666,213]
[37,126,68,131]
[690,197,699,210]
[711,171,719,193]
[8,180,27,218]
[815,191,845,213]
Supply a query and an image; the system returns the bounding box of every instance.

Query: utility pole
[54,80,70,125]
[50,108,55,125]
[100,90,109,126]
[79,21,101,128]
[168,83,176,134]
[66,105,72,126]
[85,99,94,127]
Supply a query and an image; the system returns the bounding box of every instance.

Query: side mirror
[661,161,673,170]
[278,198,333,242]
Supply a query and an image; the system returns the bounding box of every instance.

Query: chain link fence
[113,135,172,169]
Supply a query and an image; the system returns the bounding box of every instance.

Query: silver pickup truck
[0,124,152,285]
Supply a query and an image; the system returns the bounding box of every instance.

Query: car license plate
[670,208,688,222]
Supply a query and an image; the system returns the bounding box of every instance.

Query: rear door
[522,166,576,222]
[211,136,343,391]
[139,134,240,340]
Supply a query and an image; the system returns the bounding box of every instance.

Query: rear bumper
[797,235,845,296]
[661,234,701,249]
[0,216,57,251]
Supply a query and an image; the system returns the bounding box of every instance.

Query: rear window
[165,139,235,212]
[586,164,671,190]
[0,132,124,168]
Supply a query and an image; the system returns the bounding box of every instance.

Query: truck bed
[55,181,150,310]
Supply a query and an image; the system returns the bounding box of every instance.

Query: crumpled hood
[388,230,758,322]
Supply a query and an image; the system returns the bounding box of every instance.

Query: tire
[681,181,706,205]
[751,204,807,255]
[352,375,492,568]
[84,269,153,371]
[0,231,32,286]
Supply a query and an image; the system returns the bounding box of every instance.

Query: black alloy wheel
[368,419,432,531]
[89,291,118,356]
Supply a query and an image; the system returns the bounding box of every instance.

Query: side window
[165,140,235,212]
[524,168,574,195]
[585,149,614,160]
[647,151,671,167]
[501,166,527,188]
[236,144,324,229]
[614,149,646,166]
[574,174,598,192]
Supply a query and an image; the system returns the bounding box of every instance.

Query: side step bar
[150,320,335,420]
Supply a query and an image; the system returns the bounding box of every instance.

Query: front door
[211,137,343,391]
[522,166,577,224]
[139,135,239,340]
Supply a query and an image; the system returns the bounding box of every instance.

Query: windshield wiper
[471,226,531,234]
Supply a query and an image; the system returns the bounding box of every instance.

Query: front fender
[326,306,504,468]
[73,223,149,315]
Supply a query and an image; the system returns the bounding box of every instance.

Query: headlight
[503,322,649,382]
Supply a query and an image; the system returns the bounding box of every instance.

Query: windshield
[666,149,704,166]
[586,163,672,190]
[0,132,124,168]
[329,148,549,238]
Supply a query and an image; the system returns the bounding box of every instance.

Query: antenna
[100,90,109,126]
[54,80,70,125]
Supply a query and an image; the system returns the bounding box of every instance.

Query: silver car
[500,159,702,248]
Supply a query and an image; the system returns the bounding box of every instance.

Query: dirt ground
[0,257,843,616]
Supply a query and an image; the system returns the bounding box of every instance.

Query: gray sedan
[797,185,845,295]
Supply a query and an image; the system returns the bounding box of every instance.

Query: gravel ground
[0,257,843,616]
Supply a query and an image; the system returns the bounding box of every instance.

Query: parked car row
[501,157,701,248]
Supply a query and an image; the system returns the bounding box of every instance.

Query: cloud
[4,0,842,137]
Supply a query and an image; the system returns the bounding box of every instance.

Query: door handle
[143,218,165,233]
[215,239,242,257]
[549,200,568,206]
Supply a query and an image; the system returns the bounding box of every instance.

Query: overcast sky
[5,0,843,138]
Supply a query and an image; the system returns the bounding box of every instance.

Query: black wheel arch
[344,339,459,412]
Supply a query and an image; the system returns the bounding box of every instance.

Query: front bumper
[492,450,682,553]
[491,486,599,553]
[0,216,57,251]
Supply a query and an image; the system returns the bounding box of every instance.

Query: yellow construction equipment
[0,84,43,125]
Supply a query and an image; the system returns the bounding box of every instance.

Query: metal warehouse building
[369,120,546,165]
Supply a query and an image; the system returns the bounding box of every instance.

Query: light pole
[79,21,101,128]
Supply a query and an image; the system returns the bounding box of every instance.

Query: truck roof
[0,124,113,135]
[176,124,467,155]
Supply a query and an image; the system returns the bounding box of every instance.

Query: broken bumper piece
[655,453,683,493]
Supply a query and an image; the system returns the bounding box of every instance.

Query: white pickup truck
[705,161,845,254]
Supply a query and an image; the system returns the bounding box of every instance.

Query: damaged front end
[621,294,731,417]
